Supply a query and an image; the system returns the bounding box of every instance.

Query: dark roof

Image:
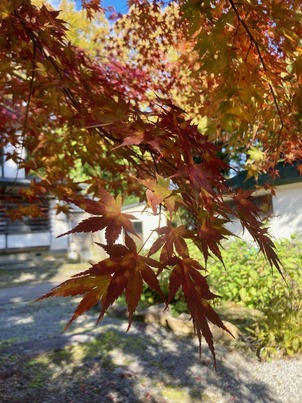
[227,161,302,191]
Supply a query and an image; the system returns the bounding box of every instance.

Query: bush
[142,237,302,358]
[191,237,302,359]
[252,284,301,359]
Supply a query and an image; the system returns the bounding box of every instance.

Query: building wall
[225,182,302,241]
[269,182,302,238]
[120,203,167,250]
[1,143,26,179]
[49,200,69,252]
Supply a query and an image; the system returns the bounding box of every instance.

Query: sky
[102,1,128,14]
[49,0,128,14]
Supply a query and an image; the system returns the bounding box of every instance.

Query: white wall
[225,182,302,241]
[269,183,302,238]
[49,200,69,251]
[7,233,51,248]
[0,235,6,249]
[121,203,167,250]
[0,233,51,250]
[3,143,26,179]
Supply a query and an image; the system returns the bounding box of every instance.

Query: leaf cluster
[1,0,301,365]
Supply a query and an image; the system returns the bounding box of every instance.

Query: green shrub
[142,236,302,358]
[190,237,302,359]
[252,284,301,359]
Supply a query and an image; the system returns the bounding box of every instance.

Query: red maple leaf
[232,190,282,272]
[168,257,233,367]
[148,220,192,263]
[195,216,233,264]
[59,190,138,244]
[38,233,165,330]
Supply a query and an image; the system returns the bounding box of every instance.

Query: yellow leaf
[247,147,265,163]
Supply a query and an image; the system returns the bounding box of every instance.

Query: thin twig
[14,10,80,110]
[22,43,36,140]
[228,0,284,164]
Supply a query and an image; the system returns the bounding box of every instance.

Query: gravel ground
[0,286,301,402]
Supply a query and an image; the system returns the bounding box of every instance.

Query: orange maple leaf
[38,234,165,330]
[36,268,111,331]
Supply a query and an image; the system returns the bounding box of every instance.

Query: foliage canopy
[1,0,301,365]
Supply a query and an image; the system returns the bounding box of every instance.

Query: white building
[0,143,69,260]
[0,144,166,261]
[225,163,302,241]
[120,202,166,250]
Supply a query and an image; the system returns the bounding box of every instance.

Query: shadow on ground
[0,294,281,402]
[0,259,88,289]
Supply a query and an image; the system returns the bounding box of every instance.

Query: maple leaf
[297,165,302,176]
[142,174,172,214]
[195,216,233,264]
[168,257,233,367]
[174,164,219,197]
[232,190,282,272]
[233,189,260,222]
[81,0,103,19]
[37,268,111,331]
[247,147,265,163]
[97,234,166,328]
[58,190,138,244]
[148,221,192,263]
[38,233,165,330]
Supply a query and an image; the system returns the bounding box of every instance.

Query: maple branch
[14,10,80,111]
[228,0,284,163]
[22,42,36,140]
[150,148,160,174]
[95,127,157,179]
[228,0,266,68]
[244,41,253,63]
[14,8,179,186]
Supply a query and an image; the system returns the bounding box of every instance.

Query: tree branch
[228,0,284,163]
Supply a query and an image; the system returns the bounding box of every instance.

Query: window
[133,221,143,237]
[0,195,50,235]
